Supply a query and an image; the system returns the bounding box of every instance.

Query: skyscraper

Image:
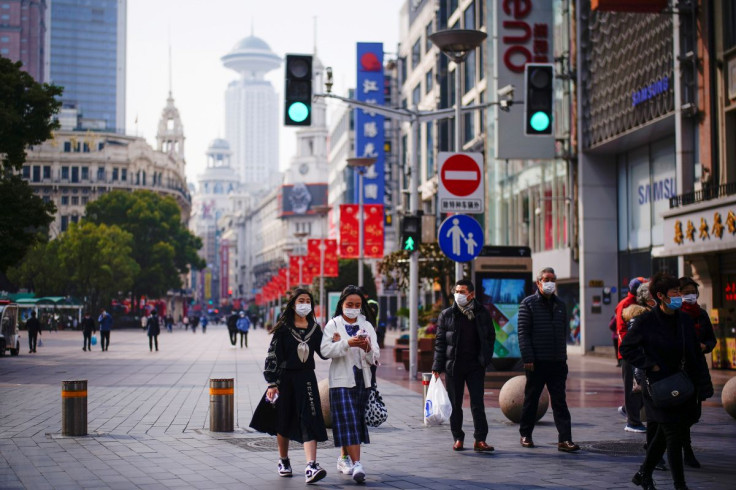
[48,0,126,133]
[221,34,280,187]
[0,0,47,81]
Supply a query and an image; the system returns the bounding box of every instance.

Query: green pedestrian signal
[284,54,312,126]
[529,111,550,132]
[524,63,554,135]
[400,215,421,253]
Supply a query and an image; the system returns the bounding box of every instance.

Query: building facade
[0,0,47,81]
[48,0,126,133]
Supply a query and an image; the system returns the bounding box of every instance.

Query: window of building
[412,83,421,105]
[464,50,476,93]
[1,36,9,42]
[426,68,433,93]
[478,0,485,27]
[61,196,69,205]
[71,196,79,206]
[97,167,105,182]
[64,141,71,152]
[464,110,475,143]
[71,215,79,224]
[98,142,104,151]
[83,143,90,153]
[464,1,475,29]
[31,166,39,182]
[81,196,88,205]
[725,1,736,50]
[142,171,146,186]
[449,0,458,14]
[61,216,68,232]
[426,121,434,178]
[112,168,118,181]
[121,169,127,181]
[61,166,69,180]
[425,21,433,52]
[71,167,79,183]
[412,39,421,70]
[22,166,30,179]
[43,165,51,179]
[81,166,88,180]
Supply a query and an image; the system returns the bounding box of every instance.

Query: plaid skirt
[329,367,370,447]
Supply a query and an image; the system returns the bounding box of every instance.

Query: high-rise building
[48,0,126,133]
[0,0,47,81]
[221,34,280,187]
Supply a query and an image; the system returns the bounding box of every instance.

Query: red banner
[307,239,339,277]
[364,204,384,258]
[340,204,359,258]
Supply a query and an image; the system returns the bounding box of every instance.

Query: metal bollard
[209,378,234,432]
[422,372,433,404]
[61,380,87,436]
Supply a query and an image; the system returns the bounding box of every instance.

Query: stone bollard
[209,378,234,432]
[723,377,736,420]
[318,379,331,428]
[499,375,549,423]
[422,372,433,404]
[61,380,87,436]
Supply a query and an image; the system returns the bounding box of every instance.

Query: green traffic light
[404,236,416,251]
[530,111,550,132]
[288,102,309,123]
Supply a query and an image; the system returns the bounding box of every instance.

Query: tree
[0,56,62,272]
[377,243,457,307]
[6,237,65,295]
[56,222,139,313]
[85,190,205,309]
[0,174,56,273]
[0,56,62,171]
[321,259,377,306]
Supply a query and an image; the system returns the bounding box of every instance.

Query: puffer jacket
[432,301,495,376]
[518,290,568,363]
[622,304,649,325]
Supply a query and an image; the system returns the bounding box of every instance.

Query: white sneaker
[352,461,365,483]
[277,458,292,477]
[337,455,353,475]
[305,462,326,484]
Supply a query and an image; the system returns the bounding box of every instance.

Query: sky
[125,0,401,184]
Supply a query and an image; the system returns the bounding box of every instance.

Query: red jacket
[615,293,637,359]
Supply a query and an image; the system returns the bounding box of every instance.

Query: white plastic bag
[424,375,452,426]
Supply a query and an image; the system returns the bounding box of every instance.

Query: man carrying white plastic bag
[424,375,452,425]
[431,279,496,452]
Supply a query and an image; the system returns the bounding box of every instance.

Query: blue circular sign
[438,214,484,263]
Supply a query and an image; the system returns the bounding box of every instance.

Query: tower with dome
[221,33,281,189]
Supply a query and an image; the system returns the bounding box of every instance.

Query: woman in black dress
[250,288,328,484]
[620,273,712,490]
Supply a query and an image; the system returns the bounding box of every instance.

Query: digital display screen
[477,277,529,359]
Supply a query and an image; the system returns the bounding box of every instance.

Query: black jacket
[432,301,495,376]
[518,290,568,363]
[81,317,96,335]
[146,316,160,337]
[25,316,42,335]
[620,307,712,424]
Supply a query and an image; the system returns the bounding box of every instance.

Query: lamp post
[429,29,487,281]
[293,232,309,286]
[346,157,377,289]
[311,205,331,326]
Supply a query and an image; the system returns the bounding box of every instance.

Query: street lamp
[430,28,487,281]
[311,204,331,326]
[346,157,377,288]
[293,232,309,286]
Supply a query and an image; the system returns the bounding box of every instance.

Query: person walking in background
[237,311,251,348]
[678,276,716,469]
[183,315,189,331]
[166,314,174,333]
[621,272,713,490]
[518,267,580,453]
[320,286,379,483]
[98,308,113,351]
[147,309,160,352]
[616,277,647,433]
[250,289,328,484]
[81,311,95,351]
[201,315,208,334]
[191,315,199,333]
[431,279,496,453]
[25,311,41,353]
[227,311,238,346]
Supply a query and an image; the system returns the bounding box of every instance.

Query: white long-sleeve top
[320,314,380,389]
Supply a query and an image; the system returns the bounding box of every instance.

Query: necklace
[290,323,318,363]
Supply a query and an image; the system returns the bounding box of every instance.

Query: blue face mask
[667,296,683,310]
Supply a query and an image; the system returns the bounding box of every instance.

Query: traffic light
[284,54,312,126]
[401,215,421,252]
[524,63,554,135]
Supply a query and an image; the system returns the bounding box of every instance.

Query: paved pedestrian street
[1,323,734,489]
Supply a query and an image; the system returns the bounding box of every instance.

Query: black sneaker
[305,462,326,484]
[278,458,292,477]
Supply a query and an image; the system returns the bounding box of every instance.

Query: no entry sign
[438,152,484,214]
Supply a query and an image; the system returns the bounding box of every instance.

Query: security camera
[497,84,514,98]
[325,67,334,94]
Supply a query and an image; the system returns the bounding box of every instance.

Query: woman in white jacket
[320,285,379,483]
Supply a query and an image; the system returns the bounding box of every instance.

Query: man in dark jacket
[25,311,42,353]
[518,267,580,452]
[227,312,238,346]
[81,312,95,351]
[432,279,496,453]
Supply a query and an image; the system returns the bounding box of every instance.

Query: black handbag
[646,322,694,408]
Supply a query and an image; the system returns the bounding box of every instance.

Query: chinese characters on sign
[673,210,736,245]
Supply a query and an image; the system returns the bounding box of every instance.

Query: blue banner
[355,43,385,205]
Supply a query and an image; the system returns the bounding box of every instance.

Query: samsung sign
[632,76,669,107]
[638,177,676,205]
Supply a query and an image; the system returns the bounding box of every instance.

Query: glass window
[479,0,485,27]
[61,166,69,179]
[61,196,69,205]
[618,155,629,251]
[464,50,476,93]
[426,69,433,93]
[628,146,652,249]
[449,0,458,14]
[71,167,79,183]
[43,165,51,179]
[23,166,31,179]
[71,196,79,206]
[411,39,421,69]
[82,196,88,205]
[425,21,433,52]
[97,167,105,181]
[426,121,434,177]
[112,168,118,181]
[464,110,474,143]
[61,216,68,232]
[650,137,676,246]
[464,1,475,29]
[81,166,88,180]
[121,168,127,181]
[412,83,421,105]
[64,141,71,152]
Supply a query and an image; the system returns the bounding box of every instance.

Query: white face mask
[295,303,312,317]
[343,308,361,320]
[682,294,697,305]
[454,293,469,307]
[541,281,556,295]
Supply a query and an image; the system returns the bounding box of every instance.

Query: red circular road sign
[441,154,481,197]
